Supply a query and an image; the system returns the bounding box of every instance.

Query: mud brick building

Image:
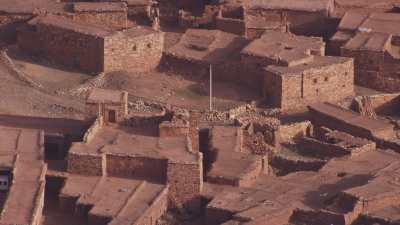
[163,29,255,87]
[71,2,128,30]
[244,0,336,38]
[18,15,164,74]
[86,88,128,123]
[241,31,354,112]
[330,12,400,92]
[66,90,204,214]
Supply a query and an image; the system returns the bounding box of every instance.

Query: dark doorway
[109,110,116,123]
[45,143,60,160]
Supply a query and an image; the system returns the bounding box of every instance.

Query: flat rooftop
[338,12,400,36]
[36,15,115,38]
[61,174,166,225]
[166,29,248,63]
[241,31,324,66]
[246,0,334,15]
[0,114,91,137]
[343,32,391,51]
[308,103,395,139]
[71,124,196,163]
[264,56,351,76]
[0,126,46,225]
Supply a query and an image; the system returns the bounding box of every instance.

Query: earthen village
[0,0,400,225]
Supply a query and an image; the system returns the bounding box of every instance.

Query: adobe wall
[308,105,396,141]
[166,153,203,212]
[0,12,33,43]
[19,22,104,74]
[67,150,106,176]
[106,154,168,183]
[216,16,245,35]
[341,48,400,92]
[134,186,169,225]
[278,58,354,111]
[279,121,313,143]
[103,30,164,73]
[73,11,128,30]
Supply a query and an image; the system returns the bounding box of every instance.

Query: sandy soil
[0,57,86,119]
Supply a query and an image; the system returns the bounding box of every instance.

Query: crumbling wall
[103,29,164,72]
[270,154,326,175]
[237,156,266,186]
[106,154,168,183]
[125,110,167,127]
[279,121,313,143]
[167,153,203,212]
[353,94,400,116]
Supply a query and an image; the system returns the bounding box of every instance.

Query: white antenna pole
[209,64,213,111]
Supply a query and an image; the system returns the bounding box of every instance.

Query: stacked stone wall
[166,153,203,212]
[270,154,326,175]
[68,150,105,176]
[103,30,163,72]
[73,11,127,30]
[106,154,168,183]
[341,48,400,92]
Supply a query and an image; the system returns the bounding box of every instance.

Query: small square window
[324,77,329,82]
[132,45,137,51]
[313,78,318,84]
[147,43,152,48]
